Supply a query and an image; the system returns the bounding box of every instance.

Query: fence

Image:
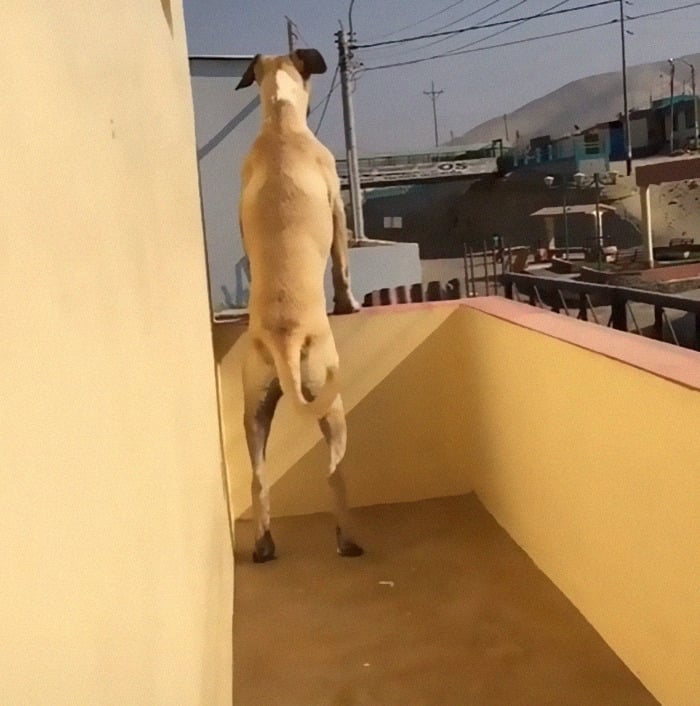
[502,271,700,350]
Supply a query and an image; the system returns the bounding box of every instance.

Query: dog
[236,49,363,563]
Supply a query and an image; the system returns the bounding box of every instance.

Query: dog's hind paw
[336,527,364,557]
[253,530,276,563]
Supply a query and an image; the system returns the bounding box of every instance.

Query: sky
[183,1,700,155]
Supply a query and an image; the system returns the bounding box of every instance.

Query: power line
[293,23,312,48]
[358,0,503,61]
[362,0,528,59]
[285,15,312,51]
[368,0,470,41]
[310,66,340,115]
[431,0,526,34]
[628,0,700,21]
[358,0,700,73]
[444,0,572,56]
[312,65,341,135]
[284,15,297,52]
[360,19,616,73]
[353,1,615,49]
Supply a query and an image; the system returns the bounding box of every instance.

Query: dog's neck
[261,70,310,134]
[262,101,308,133]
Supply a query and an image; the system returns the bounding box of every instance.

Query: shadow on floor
[234,494,658,706]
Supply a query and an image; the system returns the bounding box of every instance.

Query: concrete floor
[234,495,658,706]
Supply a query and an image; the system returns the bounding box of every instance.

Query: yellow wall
[1,3,233,705]
[457,307,700,706]
[217,301,698,706]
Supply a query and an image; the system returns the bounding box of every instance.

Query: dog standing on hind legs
[236,49,364,563]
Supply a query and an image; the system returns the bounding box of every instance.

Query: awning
[530,204,616,217]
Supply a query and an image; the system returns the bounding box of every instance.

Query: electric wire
[443,0,572,56]
[354,0,617,49]
[359,19,616,73]
[358,0,700,73]
[431,0,528,33]
[627,0,700,21]
[311,64,340,136]
[359,0,529,58]
[367,0,471,41]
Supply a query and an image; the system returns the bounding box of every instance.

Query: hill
[449,52,700,147]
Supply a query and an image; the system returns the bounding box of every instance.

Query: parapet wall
[216,297,699,706]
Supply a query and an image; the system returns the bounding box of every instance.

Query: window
[383,216,402,229]
[584,133,600,155]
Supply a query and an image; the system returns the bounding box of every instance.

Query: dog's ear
[235,54,260,90]
[293,48,327,77]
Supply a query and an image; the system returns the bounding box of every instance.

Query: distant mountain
[448,52,700,147]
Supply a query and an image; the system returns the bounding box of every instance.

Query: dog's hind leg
[243,343,282,563]
[319,396,364,557]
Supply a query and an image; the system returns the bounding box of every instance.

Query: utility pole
[336,28,366,240]
[285,16,296,52]
[423,81,444,148]
[680,59,699,149]
[619,0,632,175]
[669,58,676,153]
[503,114,510,142]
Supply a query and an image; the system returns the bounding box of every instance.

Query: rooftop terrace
[215,298,700,706]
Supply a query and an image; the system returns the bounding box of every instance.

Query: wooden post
[482,241,490,296]
[578,293,588,320]
[410,283,424,302]
[653,305,664,340]
[468,245,477,296]
[611,294,628,331]
[491,244,499,296]
[504,279,514,300]
[445,278,461,299]
[551,292,560,314]
[426,281,442,301]
[462,242,471,298]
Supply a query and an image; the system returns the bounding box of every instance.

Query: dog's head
[235,50,327,116]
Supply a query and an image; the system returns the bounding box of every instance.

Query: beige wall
[214,304,461,519]
[218,300,698,706]
[1,3,233,705]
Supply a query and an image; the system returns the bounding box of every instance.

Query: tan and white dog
[236,49,363,563]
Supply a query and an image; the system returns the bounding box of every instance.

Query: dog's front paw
[333,294,361,315]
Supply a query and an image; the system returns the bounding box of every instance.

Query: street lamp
[545,172,618,265]
[618,0,633,175]
[348,0,356,42]
[679,58,699,150]
[544,174,572,259]
[669,58,676,153]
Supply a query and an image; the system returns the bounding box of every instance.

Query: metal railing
[502,271,700,350]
